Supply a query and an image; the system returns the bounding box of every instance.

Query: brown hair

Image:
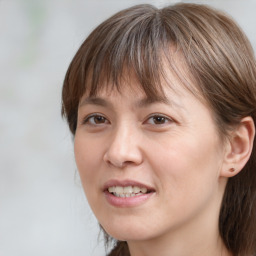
[62,3,256,256]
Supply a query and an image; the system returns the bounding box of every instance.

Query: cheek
[74,135,103,189]
[147,134,222,201]
[74,135,107,216]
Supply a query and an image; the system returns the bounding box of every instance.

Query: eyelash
[82,114,109,125]
[82,113,173,127]
[146,114,173,125]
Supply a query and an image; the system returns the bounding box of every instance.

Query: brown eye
[83,114,109,125]
[147,115,171,125]
[93,115,106,124]
[152,116,167,124]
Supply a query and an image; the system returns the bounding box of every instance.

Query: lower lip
[104,191,154,208]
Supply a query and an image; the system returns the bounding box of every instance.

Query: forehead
[80,86,176,109]
[92,45,205,97]
[81,57,203,107]
[79,69,200,114]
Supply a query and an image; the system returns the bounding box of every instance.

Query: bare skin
[75,70,253,255]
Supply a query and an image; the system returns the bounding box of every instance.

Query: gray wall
[1,0,255,255]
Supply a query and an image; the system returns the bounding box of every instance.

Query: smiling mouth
[107,186,151,198]
[104,181,155,207]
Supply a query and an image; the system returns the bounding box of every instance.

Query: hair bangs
[81,5,176,100]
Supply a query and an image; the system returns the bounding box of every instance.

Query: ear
[221,116,255,178]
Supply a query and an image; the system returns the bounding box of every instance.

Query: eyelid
[80,112,174,126]
[81,113,110,125]
[144,113,174,125]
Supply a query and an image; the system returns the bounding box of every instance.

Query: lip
[103,179,155,191]
[103,179,155,208]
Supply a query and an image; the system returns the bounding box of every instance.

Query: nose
[103,123,143,168]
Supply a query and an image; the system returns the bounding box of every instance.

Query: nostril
[121,160,136,167]
[103,153,126,168]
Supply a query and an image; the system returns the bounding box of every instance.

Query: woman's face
[74,72,228,242]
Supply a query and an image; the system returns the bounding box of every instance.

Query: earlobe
[221,167,238,178]
[221,116,255,178]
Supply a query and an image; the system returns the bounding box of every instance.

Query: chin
[101,221,157,242]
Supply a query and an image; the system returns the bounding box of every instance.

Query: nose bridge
[114,120,132,144]
[104,120,142,167]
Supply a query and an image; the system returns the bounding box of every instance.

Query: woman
[62,3,256,256]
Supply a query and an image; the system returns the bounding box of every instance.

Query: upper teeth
[108,186,148,197]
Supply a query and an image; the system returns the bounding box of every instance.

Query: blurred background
[0,0,255,255]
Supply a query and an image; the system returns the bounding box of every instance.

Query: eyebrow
[79,95,181,109]
[135,97,172,107]
[79,97,111,108]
